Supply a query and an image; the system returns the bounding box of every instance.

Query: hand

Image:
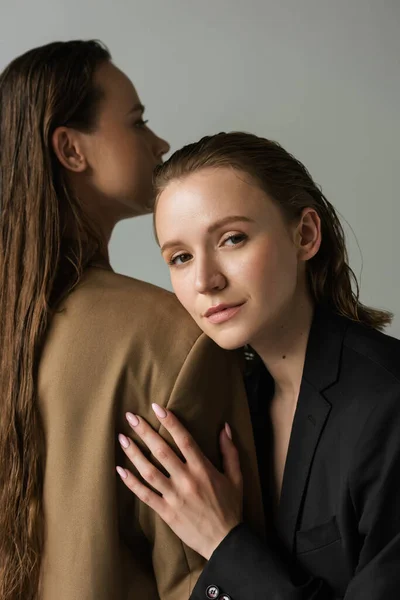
[116,404,243,559]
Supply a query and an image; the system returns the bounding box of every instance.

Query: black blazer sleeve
[191,387,400,600]
[190,524,332,600]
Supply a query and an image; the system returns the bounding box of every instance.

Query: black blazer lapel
[276,306,350,552]
[277,381,331,550]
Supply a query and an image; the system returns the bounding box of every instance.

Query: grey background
[1,0,399,335]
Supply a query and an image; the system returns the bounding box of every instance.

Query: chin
[207,329,249,351]
[130,200,153,217]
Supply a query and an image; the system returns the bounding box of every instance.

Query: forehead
[94,62,140,109]
[155,167,278,241]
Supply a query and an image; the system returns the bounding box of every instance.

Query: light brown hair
[154,132,392,330]
[0,40,110,599]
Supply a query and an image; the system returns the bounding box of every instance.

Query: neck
[84,197,118,247]
[69,177,120,248]
[252,293,315,403]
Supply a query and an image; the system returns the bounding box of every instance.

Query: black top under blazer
[192,305,400,600]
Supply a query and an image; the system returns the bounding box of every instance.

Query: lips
[204,303,238,317]
[204,303,245,325]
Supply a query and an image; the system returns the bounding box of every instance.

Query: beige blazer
[38,265,264,599]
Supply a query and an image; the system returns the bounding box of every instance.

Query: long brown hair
[0,40,110,599]
[154,132,392,330]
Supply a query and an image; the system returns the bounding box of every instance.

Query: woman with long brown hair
[118,132,400,599]
[0,44,249,599]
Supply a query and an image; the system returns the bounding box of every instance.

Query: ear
[294,208,321,262]
[51,126,88,173]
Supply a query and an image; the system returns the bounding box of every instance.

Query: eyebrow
[127,103,145,115]
[160,215,254,254]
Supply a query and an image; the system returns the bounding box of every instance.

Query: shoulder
[333,319,400,442]
[332,322,400,487]
[343,320,400,385]
[343,325,400,494]
[40,268,215,410]
[46,267,202,357]
[62,266,197,328]
[75,266,188,311]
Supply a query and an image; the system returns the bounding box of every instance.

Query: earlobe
[297,208,322,262]
[51,126,88,173]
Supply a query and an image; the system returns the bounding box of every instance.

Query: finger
[151,404,205,465]
[219,424,243,489]
[116,466,167,517]
[118,434,171,495]
[125,413,187,478]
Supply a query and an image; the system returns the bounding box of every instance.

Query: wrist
[203,521,241,560]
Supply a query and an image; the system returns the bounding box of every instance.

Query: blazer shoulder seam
[343,338,400,385]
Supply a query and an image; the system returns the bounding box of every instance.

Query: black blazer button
[206,585,220,598]
[218,595,232,600]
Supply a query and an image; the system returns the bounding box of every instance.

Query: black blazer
[191,306,400,600]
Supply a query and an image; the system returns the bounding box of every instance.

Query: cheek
[94,134,152,197]
[242,239,298,295]
[110,137,140,172]
[96,128,142,168]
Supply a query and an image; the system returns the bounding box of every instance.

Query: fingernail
[152,403,167,419]
[126,412,139,427]
[116,466,127,479]
[118,434,130,449]
[225,422,232,440]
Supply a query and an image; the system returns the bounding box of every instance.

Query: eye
[222,233,248,246]
[134,118,149,128]
[168,252,192,266]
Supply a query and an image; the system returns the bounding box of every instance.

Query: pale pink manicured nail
[225,422,233,440]
[118,434,130,449]
[152,403,167,419]
[126,412,139,427]
[116,466,127,479]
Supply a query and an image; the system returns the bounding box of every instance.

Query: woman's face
[66,62,170,221]
[156,167,318,351]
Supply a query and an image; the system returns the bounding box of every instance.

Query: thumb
[220,423,242,489]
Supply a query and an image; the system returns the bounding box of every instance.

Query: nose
[149,129,170,162]
[195,258,227,294]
